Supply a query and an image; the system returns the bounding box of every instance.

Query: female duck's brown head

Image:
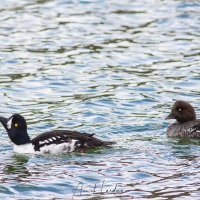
[166,100,196,124]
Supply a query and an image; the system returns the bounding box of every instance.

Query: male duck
[0,114,115,154]
[166,100,200,138]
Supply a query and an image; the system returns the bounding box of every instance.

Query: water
[0,0,200,199]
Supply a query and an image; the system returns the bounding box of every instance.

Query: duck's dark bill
[165,113,175,120]
[0,116,9,128]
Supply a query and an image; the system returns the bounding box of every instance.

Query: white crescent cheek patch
[7,117,13,129]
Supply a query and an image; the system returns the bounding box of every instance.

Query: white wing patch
[190,126,200,133]
[7,117,13,129]
[39,141,46,145]
[44,140,49,144]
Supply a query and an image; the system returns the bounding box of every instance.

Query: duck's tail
[104,140,116,145]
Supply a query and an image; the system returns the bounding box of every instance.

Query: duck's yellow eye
[14,123,18,127]
[178,108,182,112]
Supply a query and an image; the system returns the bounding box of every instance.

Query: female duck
[166,100,200,138]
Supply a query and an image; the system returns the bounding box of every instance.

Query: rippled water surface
[0,0,200,199]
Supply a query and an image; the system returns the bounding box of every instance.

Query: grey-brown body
[167,120,200,138]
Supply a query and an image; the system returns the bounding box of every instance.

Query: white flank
[40,139,78,154]
[13,139,78,154]
[7,117,13,129]
[13,143,35,154]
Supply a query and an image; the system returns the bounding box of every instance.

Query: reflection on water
[0,0,200,199]
[3,155,30,183]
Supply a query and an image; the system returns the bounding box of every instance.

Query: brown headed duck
[166,100,200,138]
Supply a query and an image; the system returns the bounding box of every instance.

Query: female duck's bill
[0,114,116,154]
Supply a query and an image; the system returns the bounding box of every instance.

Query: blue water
[0,0,200,199]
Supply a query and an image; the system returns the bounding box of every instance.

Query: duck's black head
[0,114,31,145]
[165,100,196,124]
